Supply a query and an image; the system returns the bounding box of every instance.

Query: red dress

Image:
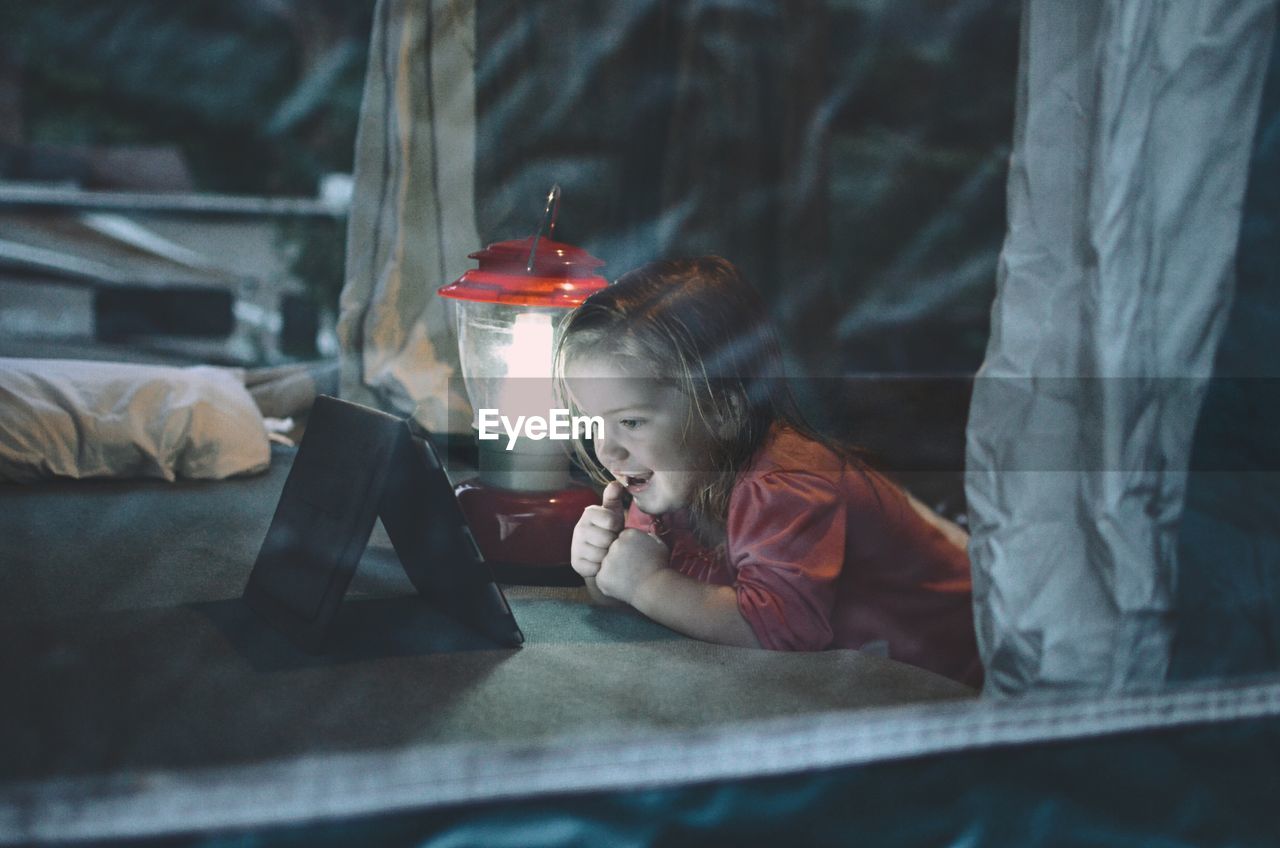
[625,427,983,688]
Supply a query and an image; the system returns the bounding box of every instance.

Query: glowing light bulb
[502,312,554,379]
[491,311,558,443]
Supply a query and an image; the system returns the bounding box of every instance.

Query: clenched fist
[570,480,626,579]
[595,527,670,604]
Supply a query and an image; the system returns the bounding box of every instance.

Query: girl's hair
[553,256,862,546]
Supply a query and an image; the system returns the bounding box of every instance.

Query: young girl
[557,257,982,688]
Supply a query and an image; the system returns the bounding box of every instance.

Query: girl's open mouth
[619,471,653,493]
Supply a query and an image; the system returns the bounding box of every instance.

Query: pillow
[0,359,270,483]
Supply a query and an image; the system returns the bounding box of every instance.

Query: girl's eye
[619,418,643,430]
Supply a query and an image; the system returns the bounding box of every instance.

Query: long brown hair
[554,256,862,546]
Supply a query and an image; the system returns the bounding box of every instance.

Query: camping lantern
[437,186,608,584]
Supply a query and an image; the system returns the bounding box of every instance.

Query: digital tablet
[243,395,524,653]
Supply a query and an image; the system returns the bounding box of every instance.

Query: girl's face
[565,352,715,516]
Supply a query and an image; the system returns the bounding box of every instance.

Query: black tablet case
[243,395,524,653]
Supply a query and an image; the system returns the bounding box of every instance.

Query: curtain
[337,0,477,433]
[966,0,1277,695]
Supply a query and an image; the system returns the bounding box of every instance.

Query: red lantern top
[438,237,608,308]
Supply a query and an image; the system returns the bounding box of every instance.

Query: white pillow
[0,359,270,482]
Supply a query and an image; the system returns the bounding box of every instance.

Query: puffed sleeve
[729,471,845,651]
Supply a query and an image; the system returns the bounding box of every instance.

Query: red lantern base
[454,478,601,585]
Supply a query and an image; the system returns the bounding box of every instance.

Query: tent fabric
[336,0,477,433]
[1171,35,1280,680]
[172,711,1280,847]
[336,0,841,431]
[966,0,1278,695]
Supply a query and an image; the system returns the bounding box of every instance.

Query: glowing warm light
[489,311,557,441]
[500,312,555,379]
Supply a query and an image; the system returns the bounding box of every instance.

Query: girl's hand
[571,481,626,579]
[596,528,670,605]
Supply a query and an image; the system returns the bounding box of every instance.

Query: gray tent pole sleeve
[966,0,1277,695]
[337,0,477,432]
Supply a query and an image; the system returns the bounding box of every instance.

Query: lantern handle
[526,183,561,273]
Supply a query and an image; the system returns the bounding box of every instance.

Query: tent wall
[966,0,1277,695]
[1172,31,1280,680]
[336,1,1020,428]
